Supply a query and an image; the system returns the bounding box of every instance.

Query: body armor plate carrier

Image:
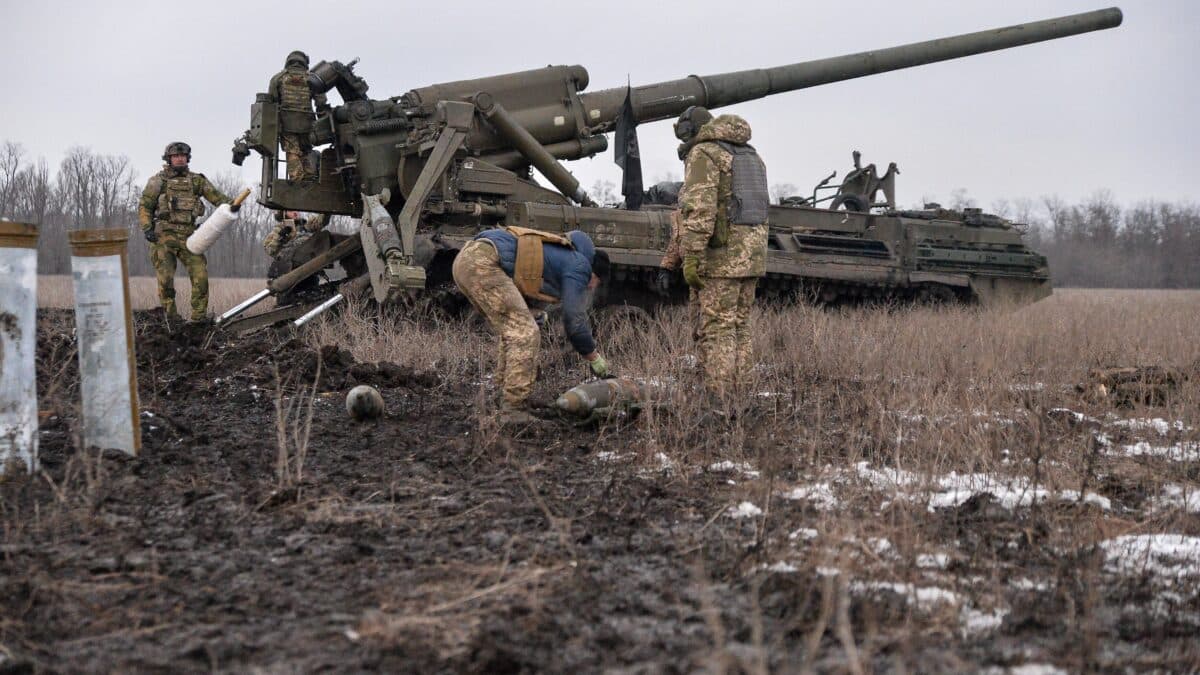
[717,142,769,226]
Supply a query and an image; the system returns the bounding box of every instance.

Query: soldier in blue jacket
[453,227,611,425]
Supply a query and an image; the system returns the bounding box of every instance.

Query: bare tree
[590,179,617,206]
[13,159,52,224]
[770,182,798,204]
[948,187,976,210]
[0,141,24,219]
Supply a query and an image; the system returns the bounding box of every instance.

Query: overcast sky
[2,0,1195,213]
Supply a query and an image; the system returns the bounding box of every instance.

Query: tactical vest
[154,171,205,230]
[504,226,574,303]
[278,66,315,134]
[716,141,769,226]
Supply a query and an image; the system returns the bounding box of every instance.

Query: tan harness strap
[504,226,573,304]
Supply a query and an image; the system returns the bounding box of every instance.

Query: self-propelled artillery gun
[219,7,1120,330]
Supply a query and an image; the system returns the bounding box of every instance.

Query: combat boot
[498,402,540,427]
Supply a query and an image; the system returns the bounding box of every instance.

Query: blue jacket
[475,229,597,355]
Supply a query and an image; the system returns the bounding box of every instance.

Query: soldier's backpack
[503,226,574,303]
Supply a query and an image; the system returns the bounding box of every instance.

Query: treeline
[2,141,1198,287]
[0,141,320,279]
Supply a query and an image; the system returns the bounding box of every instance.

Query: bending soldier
[673,107,770,396]
[453,227,611,426]
[263,210,328,257]
[138,142,231,322]
[268,50,327,181]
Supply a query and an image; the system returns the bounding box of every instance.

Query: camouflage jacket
[138,167,231,233]
[678,115,768,278]
[263,214,328,256]
[660,209,684,269]
[269,64,327,134]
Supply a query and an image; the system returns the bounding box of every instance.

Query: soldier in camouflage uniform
[268,51,327,181]
[138,142,231,321]
[263,210,329,257]
[657,209,702,344]
[674,108,770,394]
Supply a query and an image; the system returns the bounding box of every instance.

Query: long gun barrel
[582,7,1122,127]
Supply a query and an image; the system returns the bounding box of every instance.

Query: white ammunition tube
[186,203,237,255]
[68,229,141,456]
[0,223,40,474]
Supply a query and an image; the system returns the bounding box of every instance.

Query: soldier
[673,107,770,396]
[268,50,327,181]
[657,209,702,344]
[138,142,231,322]
[263,209,328,257]
[452,227,611,425]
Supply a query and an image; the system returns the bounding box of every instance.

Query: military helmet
[286,50,310,68]
[162,141,191,162]
[673,106,713,142]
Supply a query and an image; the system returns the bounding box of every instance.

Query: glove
[682,255,704,290]
[654,268,672,295]
[588,354,611,378]
[143,228,158,243]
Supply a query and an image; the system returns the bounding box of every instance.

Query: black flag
[614,84,644,210]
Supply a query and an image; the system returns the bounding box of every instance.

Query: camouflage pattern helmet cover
[286,50,310,68]
[673,106,713,141]
[162,141,191,161]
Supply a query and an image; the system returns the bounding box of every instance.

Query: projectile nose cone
[556,394,578,412]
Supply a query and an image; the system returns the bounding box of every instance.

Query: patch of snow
[1011,578,1051,591]
[1115,441,1200,463]
[781,483,840,510]
[1008,666,1068,675]
[1155,485,1200,513]
[852,581,960,609]
[854,461,923,491]
[595,451,629,463]
[868,538,894,555]
[1101,534,1200,580]
[917,553,950,569]
[708,460,761,479]
[1010,382,1046,393]
[1111,417,1190,435]
[729,501,762,519]
[765,561,798,573]
[789,527,819,541]
[960,606,1006,636]
[1058,490,1113,510]
[654,452,675,472]
[815,566,840,577]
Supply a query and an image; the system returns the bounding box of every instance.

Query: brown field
[37,275,264,313]
[3,288,1198,672]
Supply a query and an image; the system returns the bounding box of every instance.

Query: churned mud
[2,308,1198,673]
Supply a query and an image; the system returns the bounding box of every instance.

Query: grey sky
[2,0,1195,213]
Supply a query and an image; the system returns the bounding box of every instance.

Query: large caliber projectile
[556,378,664,417]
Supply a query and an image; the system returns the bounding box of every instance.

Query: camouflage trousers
[452,240,539,407]
[697,277,756,393]
[280,134,315,181]
[149,231,209,321]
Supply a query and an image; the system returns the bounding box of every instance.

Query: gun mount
[221,8,1121,329]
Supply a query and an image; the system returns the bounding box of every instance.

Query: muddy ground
[1,308,1198,673]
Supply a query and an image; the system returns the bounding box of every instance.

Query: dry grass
[37,275,265,314]
[302,288,1200,665]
